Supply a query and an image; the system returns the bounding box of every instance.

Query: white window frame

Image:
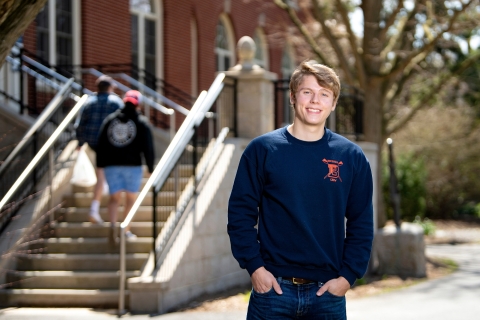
[37,0,81,68]
[215,13,236,72]
[130,0,163,81]
[253,27,269,70]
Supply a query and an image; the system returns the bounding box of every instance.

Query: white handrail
[112,73,190,116]
[0,95,89,214]
[86,68,173,116]
[117,72,226,314]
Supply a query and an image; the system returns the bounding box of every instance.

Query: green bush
[383,152,427,222]
[413,216,436,236]
[454,202,480,218]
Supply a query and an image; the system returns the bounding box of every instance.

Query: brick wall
[20,0,295,118]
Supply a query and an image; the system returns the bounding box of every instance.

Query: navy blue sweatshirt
[227,127,374,286]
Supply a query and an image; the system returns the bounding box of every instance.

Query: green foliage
[454,202,480,218]
[355,277,367,286]
[382,152,427,222]
[413,216,436,236]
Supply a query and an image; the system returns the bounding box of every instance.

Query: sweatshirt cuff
[338,266,358,287]
[245,256,265,276]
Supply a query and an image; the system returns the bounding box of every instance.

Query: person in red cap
[76,75,123,225]
[96,90,155,241]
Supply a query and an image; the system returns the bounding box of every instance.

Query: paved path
[347,243,480,320]
[1,243,479,320]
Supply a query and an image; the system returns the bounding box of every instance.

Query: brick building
[20,0,297,118]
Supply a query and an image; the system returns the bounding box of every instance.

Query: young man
[76,75,123,224]
[228,60,374,319]
[96,90,155,241]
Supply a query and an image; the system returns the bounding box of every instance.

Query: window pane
[145,19,156,55]
[131,15,139,66]
[56,0,73,69]
[56,0,72,34]
[36,3,49,61]
[216,21,228,49]
[130,0,153,13]
[224,56,230,71]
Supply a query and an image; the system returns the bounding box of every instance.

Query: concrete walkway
[1,243,479,320]
[347,243,480,320]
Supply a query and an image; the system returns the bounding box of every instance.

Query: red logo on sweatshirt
[323,159,343,182]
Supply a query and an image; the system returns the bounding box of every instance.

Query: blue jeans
[104,166,143,194]
[247,277,346,320]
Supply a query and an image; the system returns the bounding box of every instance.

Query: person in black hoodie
[96,90,155,241]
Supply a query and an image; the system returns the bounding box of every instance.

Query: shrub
[383,152,427,222]
[413,215,436,236]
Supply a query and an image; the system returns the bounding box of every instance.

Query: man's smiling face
[290,74,336,129]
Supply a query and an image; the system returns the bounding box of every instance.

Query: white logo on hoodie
[107,118,137,147]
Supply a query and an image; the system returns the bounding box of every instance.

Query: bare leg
[108,191,122,225]
[123,192,137,233]
[89,168,106,224]
[93,168,105,201]
[107,191,121,244]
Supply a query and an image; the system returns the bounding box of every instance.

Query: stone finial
[231,36,261,71]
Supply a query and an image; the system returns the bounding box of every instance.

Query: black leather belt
[283,277,316,285]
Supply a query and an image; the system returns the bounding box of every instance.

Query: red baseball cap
[123,90,142,106]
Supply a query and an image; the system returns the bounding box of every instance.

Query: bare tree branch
[273,0,335,67]
[387,51,480,135]
[379,0,405,43]
[311,0,356,85]
[386,0,475,81]
[334,0,366,87]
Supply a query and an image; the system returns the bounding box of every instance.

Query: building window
[130,0,157,88]
[215,16,235,72]
[56,0,73,70]
[36,5,49,64]
[35,0,75,75]
[281,44,295,125]
[253,28,268,70]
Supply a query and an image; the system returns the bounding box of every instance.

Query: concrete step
[6,270,140,290]
[52,222,165,238]
[55,206,174,223]
[72,176,191,193]
[29,237,152,254]
[63,191,179,207]
[15,253,149,271]
[0,288,126,308]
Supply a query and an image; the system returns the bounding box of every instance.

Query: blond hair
[289,60,341,105]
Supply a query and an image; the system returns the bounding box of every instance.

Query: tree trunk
[0,0,48,67]
[363,78,387,228]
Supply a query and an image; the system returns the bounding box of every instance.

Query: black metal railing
[57,62,196,110]
[215,76,237,137]
[0,79,82,234]
[335,85,364,139]
[3,46,84,116]
[274,79,364,138]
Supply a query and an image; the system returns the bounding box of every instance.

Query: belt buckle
[292,277,302,285]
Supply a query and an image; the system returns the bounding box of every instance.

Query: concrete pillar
[223,36,277,139]
[372,222,427,278]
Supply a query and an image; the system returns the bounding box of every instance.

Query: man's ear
[290,92,295,105]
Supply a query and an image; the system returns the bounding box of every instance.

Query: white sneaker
[89,210,104,224]
[125,231,137,240]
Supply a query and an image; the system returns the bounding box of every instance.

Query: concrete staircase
[0,167,192,308]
